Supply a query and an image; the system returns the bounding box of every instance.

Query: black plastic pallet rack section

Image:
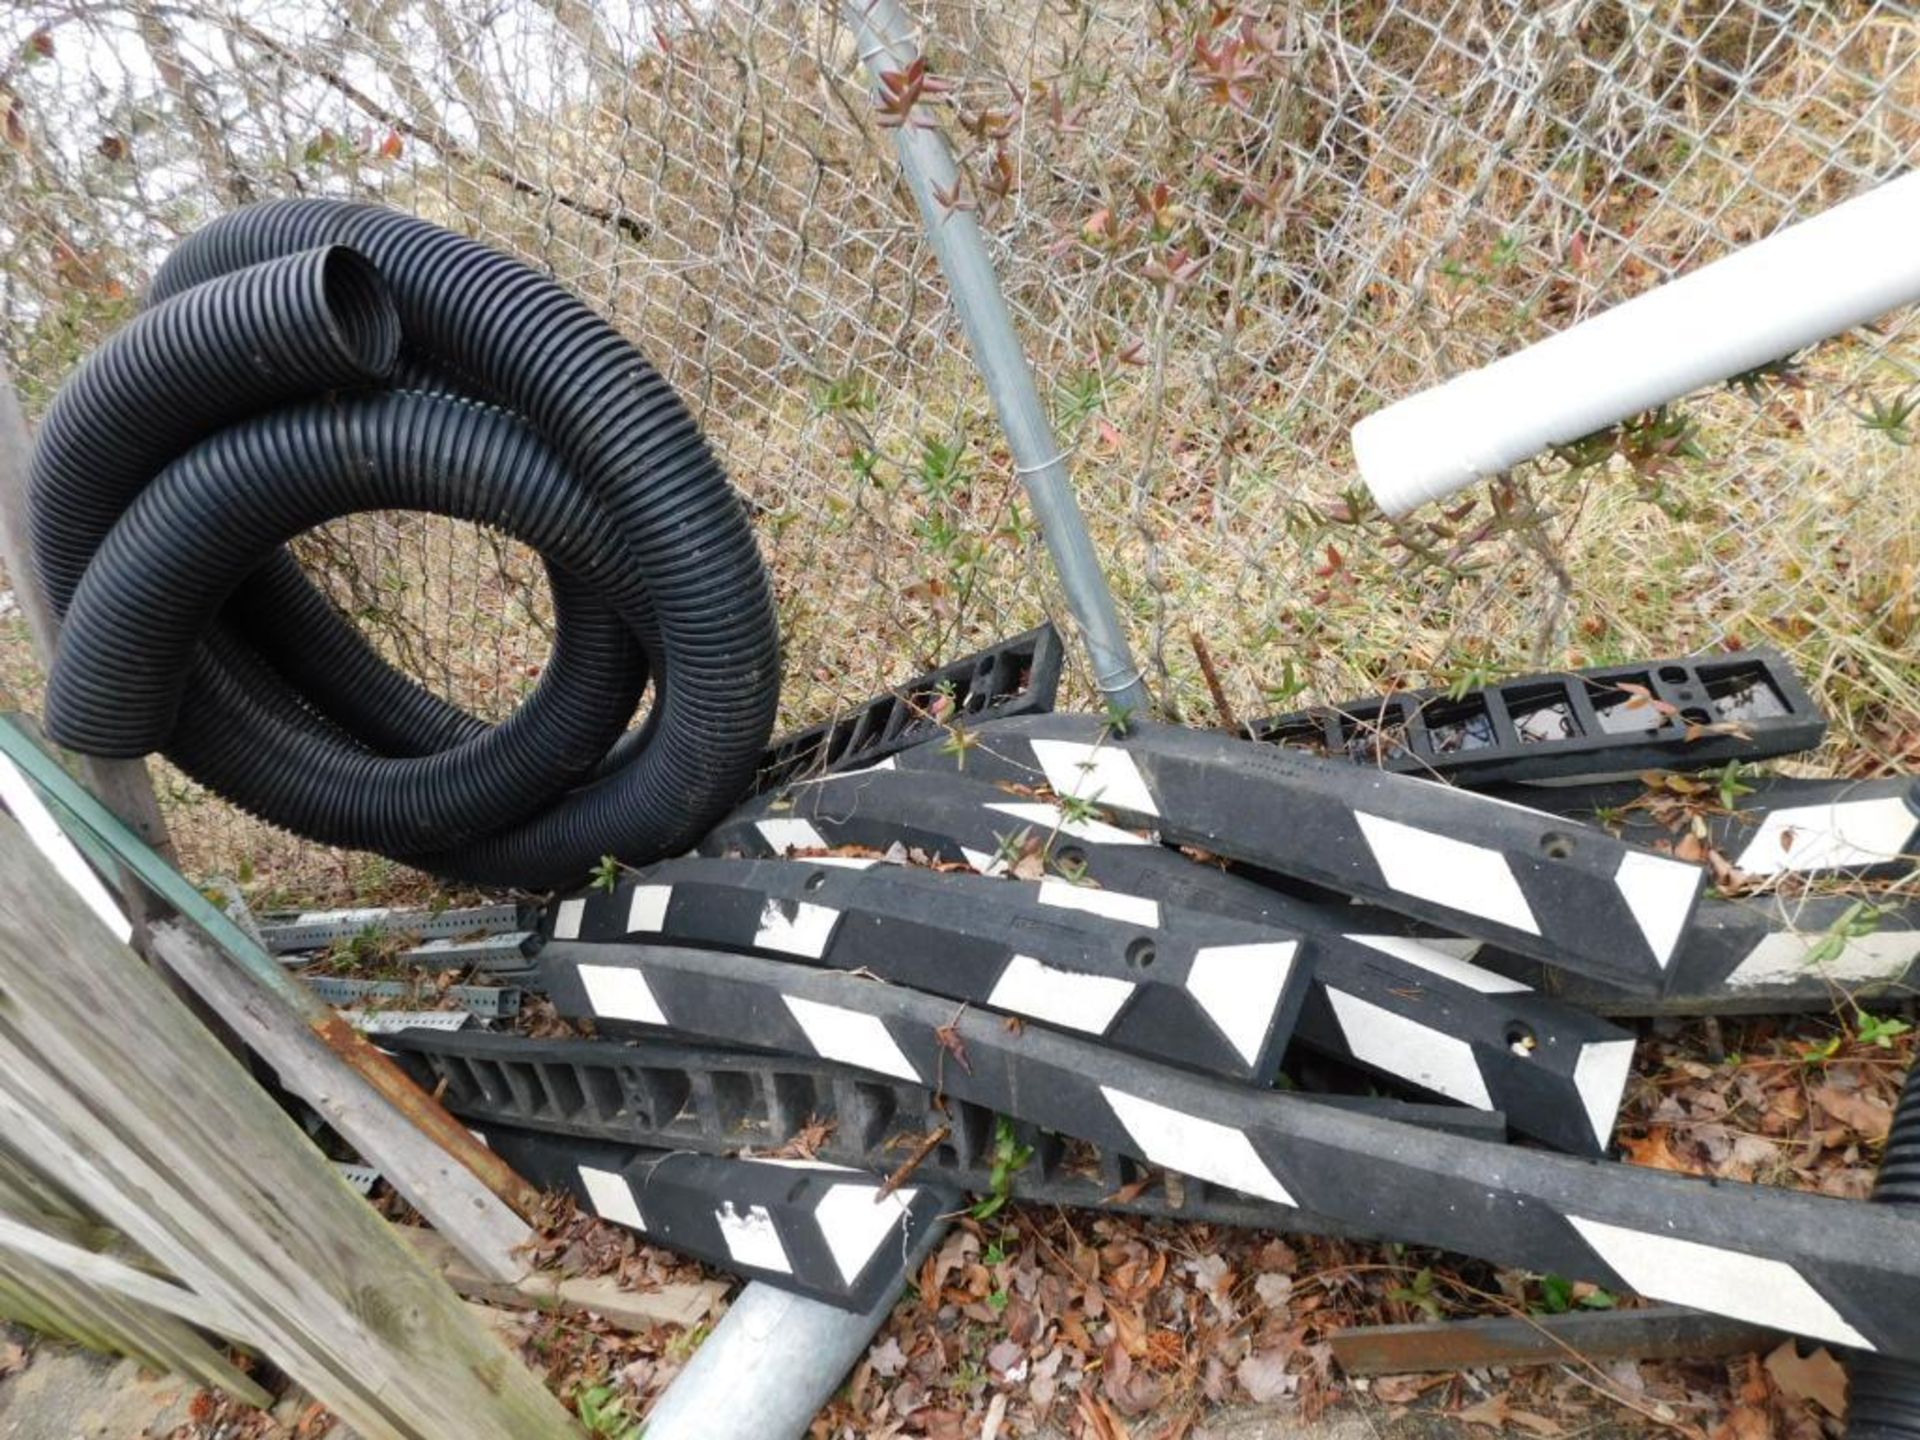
[869,713,1705,994]
[698,769,1639,1154]
[384,1029,1504,1242]
[531,939,1920,1358]
[472,1123,954,1312]
[751,623,1064,794]
[1249,649,1824,787]
[547,856,1311,1086]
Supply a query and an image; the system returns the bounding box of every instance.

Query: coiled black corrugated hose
[1847,1056,1920,1436]
[29,201,780,887]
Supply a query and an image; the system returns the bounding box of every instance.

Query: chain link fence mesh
[3,0,1917,900]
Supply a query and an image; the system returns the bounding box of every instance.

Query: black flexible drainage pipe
[1847,1058,1920,1437]
[30,201,780,887]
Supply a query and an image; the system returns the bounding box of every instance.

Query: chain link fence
[4,0,1918,900]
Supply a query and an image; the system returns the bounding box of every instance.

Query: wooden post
[0,358,174,859]
[0,812,576,1440]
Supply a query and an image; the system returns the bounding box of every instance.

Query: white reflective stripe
[782,995,920,1082]
[551,896,586,940]
[1567,1215,1871,1350]
[1343,932,1530,993]
[808,856,880,869]
[960,846,1007,876]
[1726,928,1920,988]
[1735,795,1919,876]
[626,884,672,933]
[754,900,840,959]
[1185,941,1299,1067]
[1613,850,1700,968]
[578,963,668,1025]
[741,1156,860,1172]
[0,754,131,945]
[983,801,1153,847]
[1101,1086,1294,1205]
[1354,811,1540,935]
[987,954,1135,1033]
[756,817,828,852]
[1037,878,1161,928]
[1325,988,1494,1109]
[1572,1038,1636,1147]
[814,1182,916,1286]
[716,1202,792,1274]
[578,1165,646,1230]
[1029,739,1159,816]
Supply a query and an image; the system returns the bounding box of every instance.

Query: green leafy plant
[574,1382,643,1439]
[1805,900,1887,970]
[591,855,624,893]
[1713,759,1756,810]
[1855,1011,1911,1049]
[1387,1266,1443,1321]
[1858,389,1918,446]
[1534,1273,1615,1315]
[971,1117,1033,1220]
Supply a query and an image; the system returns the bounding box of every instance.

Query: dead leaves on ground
[1617,1017,1909,1197]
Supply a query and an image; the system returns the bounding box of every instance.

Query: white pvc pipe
[1351,169,1920,516]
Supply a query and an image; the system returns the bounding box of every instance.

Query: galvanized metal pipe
[843,0,1152,716]
[642,1260,936,1440]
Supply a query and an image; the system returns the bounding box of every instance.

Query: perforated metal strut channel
[548,856,1312,1086]
[871,714,1705,993]
[535,939,1920,1356]
[474,1123,954,1312]
[700,772,1638,1154]
[1249,649,1823,786]
[383,1029,1503,1241]
[258,902,525,954]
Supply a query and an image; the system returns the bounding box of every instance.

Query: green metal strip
[0,713,317,1012]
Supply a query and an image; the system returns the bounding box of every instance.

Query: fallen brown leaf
[1765,1340,1847,1417]
[1455,1392,1512,1430]
[1236,1347,1298,1403]
[1813,1084,1892,1144]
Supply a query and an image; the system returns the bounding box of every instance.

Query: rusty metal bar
[1329,1305,1781,1376]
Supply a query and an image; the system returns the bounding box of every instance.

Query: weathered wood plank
[0,1213,246,1338]
[0,1247,269,1406]
[401,1227,727,1331]
[0,716,545,1280]
[0,812,576,1439]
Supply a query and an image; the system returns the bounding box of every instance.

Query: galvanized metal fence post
[844,0,1153,718]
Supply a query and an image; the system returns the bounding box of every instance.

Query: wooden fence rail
[0,810,578,1438]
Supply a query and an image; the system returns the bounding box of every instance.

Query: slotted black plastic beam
[1249,649,1823,785]
[384,1029,1503,1239]
[753,623,1063,793]
[474,1123,953,1311]
[872,714,1703,993]
[534,940,1920,1357]
[546,856,1310,1085]
[702,770,1638,1154]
